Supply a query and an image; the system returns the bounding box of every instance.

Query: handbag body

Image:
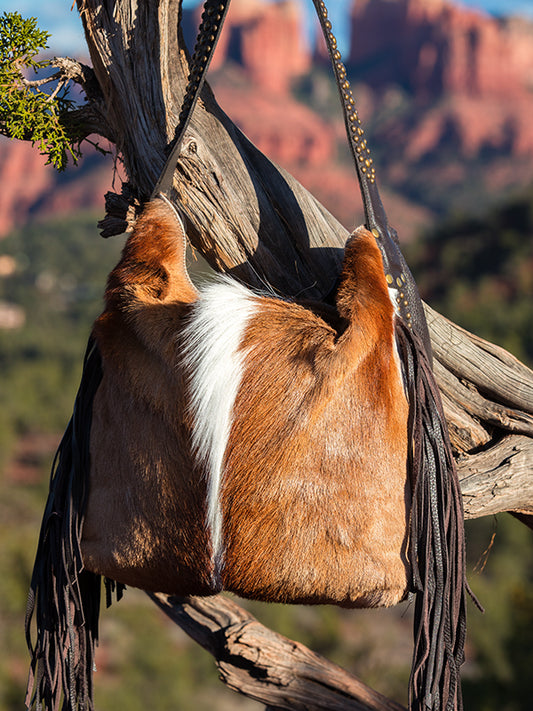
[26,3,467,708]
[81,199,411,607]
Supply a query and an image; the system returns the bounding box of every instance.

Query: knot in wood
[185,138,198,155]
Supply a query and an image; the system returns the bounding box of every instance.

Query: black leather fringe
[396,320,467,711]
[24,338,116,711]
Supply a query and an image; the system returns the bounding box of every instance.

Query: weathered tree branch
[459,435,533,518]
[72,1,533,708]
[53,56,114,140]
[148,592,406,711]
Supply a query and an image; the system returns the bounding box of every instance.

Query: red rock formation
[214,81,335,165]
[197,0,310,93]
[3,0,533,244]
[344,0,533,170]
[0,136,115,237]
[240,0,310,93]
[0,139,54,236]
[213,76,431,236]
[348,0,533,100]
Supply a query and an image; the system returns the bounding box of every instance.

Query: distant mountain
[3,0,533,240]
[0,137,116,236]
[189,0,533,222]
[342,0,533,213]
[347,0,533,98]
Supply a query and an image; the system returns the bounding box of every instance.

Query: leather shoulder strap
[151,1,231,200]
[311,0,432,357]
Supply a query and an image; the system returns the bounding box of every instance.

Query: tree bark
[71,0,533,708]
[148,592,406,711]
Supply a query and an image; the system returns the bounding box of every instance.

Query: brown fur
[83,201,213,594]
[222,230,409,606]
[82,200,409,605]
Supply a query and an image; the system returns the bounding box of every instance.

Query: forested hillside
[406,191,533,366]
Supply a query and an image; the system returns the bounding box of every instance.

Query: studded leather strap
[312,5,468,711]
[151,1,231,200]
[310,0,432,357]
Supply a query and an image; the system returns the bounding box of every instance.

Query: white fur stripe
[388,286,401,316]
[181,275,257,579]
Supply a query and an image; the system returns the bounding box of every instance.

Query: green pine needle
[0,12,82,170]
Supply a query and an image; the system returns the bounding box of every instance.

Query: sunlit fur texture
[82,198,410,607]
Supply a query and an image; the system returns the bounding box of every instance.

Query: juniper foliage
[0,12,81,170]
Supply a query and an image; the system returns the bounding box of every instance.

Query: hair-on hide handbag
[25,2,469,710]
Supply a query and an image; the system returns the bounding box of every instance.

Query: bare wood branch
[148,593,406,711]
[458,435,533,518]
[425,306,533,415]
[434,358,533,439]
[21,72,63,88]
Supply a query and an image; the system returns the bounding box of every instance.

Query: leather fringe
[396,320,467,711]
[24,338,113,711]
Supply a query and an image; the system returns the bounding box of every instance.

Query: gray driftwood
[67,0,533,708]
[148,592,406,711]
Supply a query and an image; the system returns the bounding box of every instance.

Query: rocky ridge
[1,0,533,238]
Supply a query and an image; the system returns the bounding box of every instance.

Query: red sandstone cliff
[0,139,54,236]
[348,0,533,99]
[2,0,533,239]
[194,0,310,93]
[0,136,115,237]
[339,0,533,209]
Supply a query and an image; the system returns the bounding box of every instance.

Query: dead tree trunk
[72,0,533,707]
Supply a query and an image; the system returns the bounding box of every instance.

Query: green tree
[0,12,80,168]
[407,194,533,365]
[0,11,109,170]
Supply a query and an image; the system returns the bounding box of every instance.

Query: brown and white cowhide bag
[81,198,410,608]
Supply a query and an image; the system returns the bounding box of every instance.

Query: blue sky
[2,0,532,55]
